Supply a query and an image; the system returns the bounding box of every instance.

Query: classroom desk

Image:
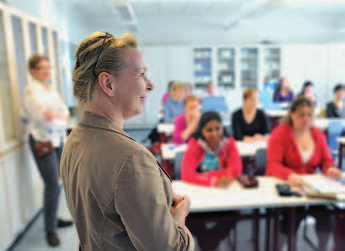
[173,175,344,251]
[161,141,267,160]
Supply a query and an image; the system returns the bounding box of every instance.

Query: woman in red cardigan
[181,111,242,251]
[181,112,242,187]
[266,96,342,251]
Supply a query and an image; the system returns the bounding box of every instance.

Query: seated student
[232,88,270,142]
[181,111,241,251]
[326,83,345,118]
[299,80,317,106]
[161,80,175,105]
[266,96,342,251]
[163,82,185,123]
[173,96,201,145]
[273,78,294,103]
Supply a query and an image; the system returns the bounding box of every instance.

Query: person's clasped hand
[171,195,191,225]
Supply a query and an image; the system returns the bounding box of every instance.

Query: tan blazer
[61,112,194,251]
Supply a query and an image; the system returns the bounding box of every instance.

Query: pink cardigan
[181,137,242,186]
[266,123,334,180]
[173,114,188,145]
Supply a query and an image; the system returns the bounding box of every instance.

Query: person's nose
[146,77,154,92]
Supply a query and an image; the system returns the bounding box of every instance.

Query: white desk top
[158,121,231,135]
[158,118,344,136]
[161,140,267,160]
[172,176,341,213]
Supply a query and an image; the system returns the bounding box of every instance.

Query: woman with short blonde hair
[60,32,194,251]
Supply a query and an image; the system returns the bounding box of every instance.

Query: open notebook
[301,175,345,200]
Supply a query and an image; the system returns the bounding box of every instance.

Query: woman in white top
[23,55,72,247]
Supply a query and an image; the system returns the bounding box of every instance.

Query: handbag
[34,141,54,157]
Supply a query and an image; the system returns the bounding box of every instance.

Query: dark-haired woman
[23,55,72,247]
[299,80,317,106]
[326,83,345,118]
[181,111,241,251]
[273,78,294,103]
[266,96,341,251]
[182,111,242,186]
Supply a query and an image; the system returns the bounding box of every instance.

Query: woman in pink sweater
[173,96,201,144]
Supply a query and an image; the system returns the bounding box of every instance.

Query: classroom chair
[259,90,273,109]
[327,120,343,162]
[200,96,228,114]
[174,151,184,180]
[254,148,267,176]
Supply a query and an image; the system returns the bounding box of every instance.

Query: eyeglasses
[93,32,113,77]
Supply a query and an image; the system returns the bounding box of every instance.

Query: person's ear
[98,72,115,96]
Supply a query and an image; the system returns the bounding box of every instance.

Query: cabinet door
[0,160,13,250]
[28,21,39,55]
[12,15,28,98]
[0,11,17,147]
[3,154,23,238]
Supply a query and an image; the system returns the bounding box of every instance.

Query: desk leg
[338,143,344,170]
[273,208,280,251]
[265,209,271,251]
[288,207,296,251]
[253,209,260,251]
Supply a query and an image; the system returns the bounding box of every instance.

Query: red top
[266,123,334,180]
[181,137,242,186]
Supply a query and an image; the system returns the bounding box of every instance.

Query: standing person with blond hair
[23,55,73,247]
[60,32,194,251]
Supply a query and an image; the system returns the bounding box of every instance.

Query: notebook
[301,175,345,200]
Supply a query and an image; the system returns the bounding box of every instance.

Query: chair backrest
[201,96,228,114]
[259,90,273,109]
[328,120,343,149]
[174,151,185,180]
[255,148,267,176]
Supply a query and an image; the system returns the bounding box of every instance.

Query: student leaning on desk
[266,96,342,251]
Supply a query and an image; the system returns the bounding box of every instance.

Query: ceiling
[9,0,345,45]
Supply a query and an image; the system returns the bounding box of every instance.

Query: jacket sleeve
[318,130,335,174]
[231,111,244,141]
[224,137,242,177]
[181,140,222,186]
[23,86,47,123]
[115,150,194,251]
[265,128,294,180]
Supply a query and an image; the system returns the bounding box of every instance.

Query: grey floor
[10,129,334,251]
